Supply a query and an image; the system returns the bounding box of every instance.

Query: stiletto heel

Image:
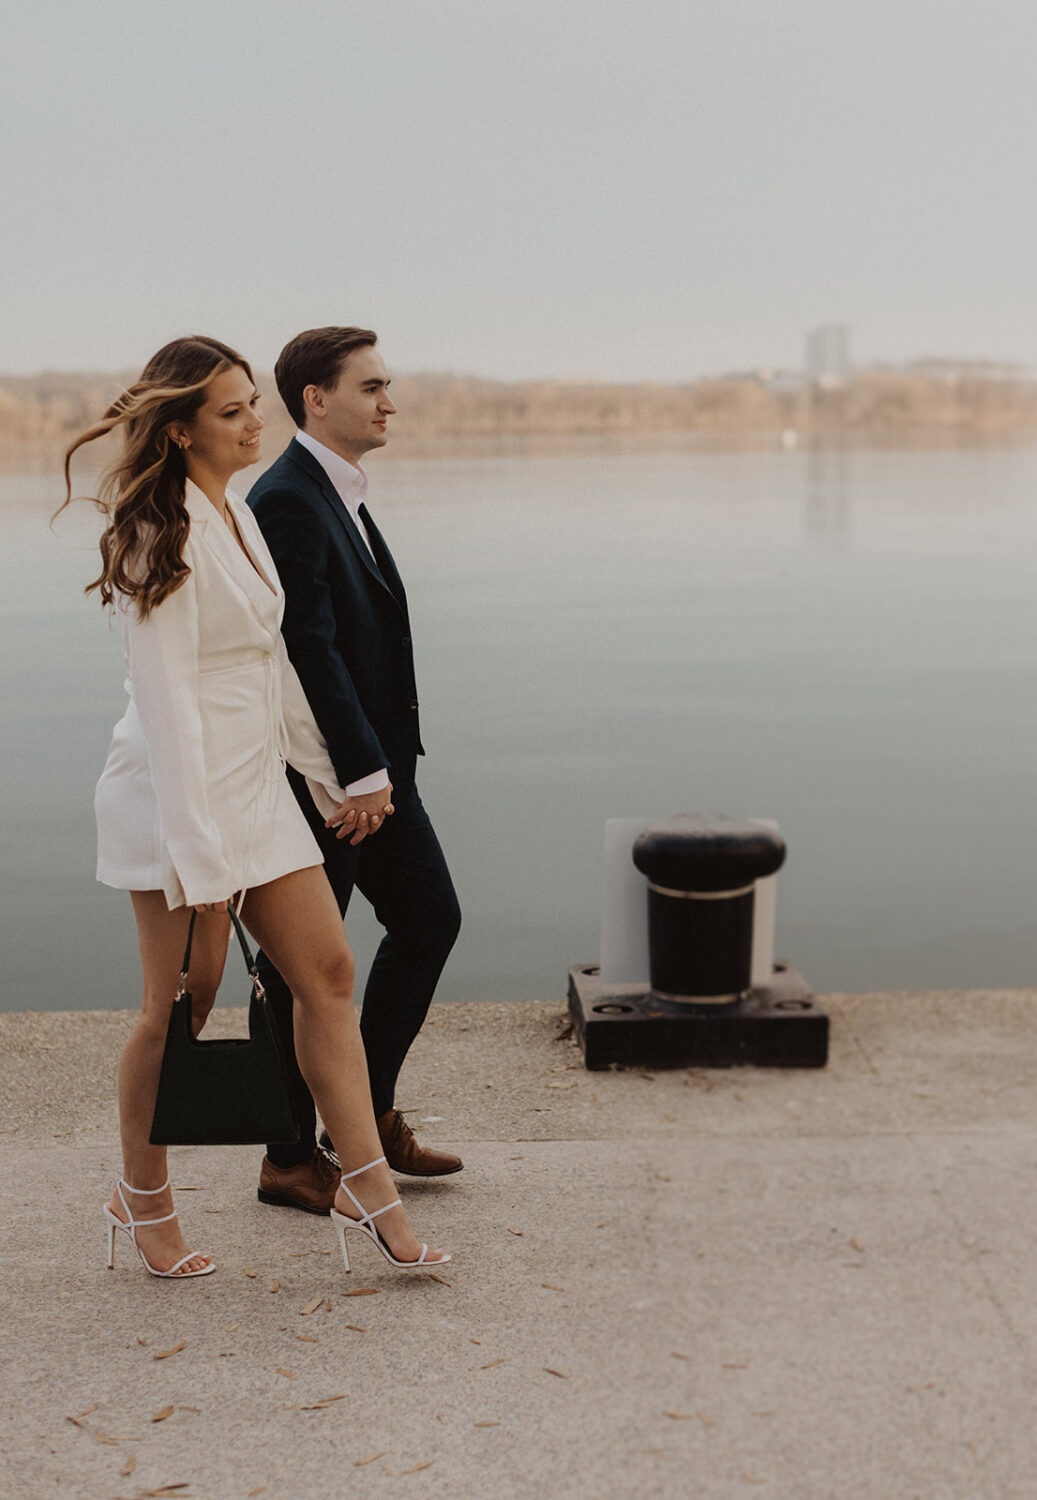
[332,1215,352,1274]
[103,1179,215,1279]
[329,1156,451,1274]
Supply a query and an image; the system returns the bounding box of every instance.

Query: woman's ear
[167,424,190,450]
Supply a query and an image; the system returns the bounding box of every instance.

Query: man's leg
[353,783,461,1117]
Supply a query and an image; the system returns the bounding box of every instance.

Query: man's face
[307,345,396,464]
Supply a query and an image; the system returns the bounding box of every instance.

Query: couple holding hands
[64,327,461,1281]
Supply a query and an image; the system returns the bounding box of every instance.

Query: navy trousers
[261,772,461,1166]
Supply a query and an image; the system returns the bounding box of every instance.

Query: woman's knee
[292,945,355,1009]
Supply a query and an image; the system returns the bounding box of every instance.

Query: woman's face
[178,364,264,480]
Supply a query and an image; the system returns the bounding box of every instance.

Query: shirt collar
[295,429,368,511]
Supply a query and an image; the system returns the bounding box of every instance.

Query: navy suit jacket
[247,440,423,792]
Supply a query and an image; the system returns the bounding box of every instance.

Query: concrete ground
[1,990,1036,1500]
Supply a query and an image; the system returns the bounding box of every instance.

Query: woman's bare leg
[241,867,447,1266]
[108,891,229,1275]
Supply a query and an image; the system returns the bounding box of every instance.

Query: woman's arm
[123,574,235,908]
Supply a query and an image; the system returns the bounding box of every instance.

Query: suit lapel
[286,440,406,613]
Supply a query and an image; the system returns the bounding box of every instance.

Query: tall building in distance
[805,324,851,387]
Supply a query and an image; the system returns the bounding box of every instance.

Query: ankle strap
[120,1178,170,1195]
[340,1156,386,1182]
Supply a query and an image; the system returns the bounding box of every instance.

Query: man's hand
[327,784,395,845]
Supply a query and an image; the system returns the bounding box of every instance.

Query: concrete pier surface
[1,990,1036,1500]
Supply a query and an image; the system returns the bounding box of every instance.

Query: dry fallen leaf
[671,1352,692,1362]
[325,1298,333,1312]
[400,1462,433,1475]
[849,1238,865,1253]
[136,1337,149,1347]
[269,1281,280,1294]
[354,1453,386,1468]
[247,1489,266,1497]
[542,1284,565,1292]
[474,1421,500,1428]
[544,1369,569,1379]
[288,1394,347,1411]
[153,1341,187,1361]
[74,1404,99,1418]
[506,1228,523,1237]
[296,1334,317,1343]
[151,1406,176,1423]
[276,1368,296,1380]
[121,1456,138,1478]
[243,1269,258,1279]
[178,1407,201,1416]
[663,1411,694,1421]
[343,1288,380,1298]
[344,1324,365,1333]
[426,1273,452,1287]
[300,1296,324,1316]
[696,1412,716,1428]
[480,1359,506,1370]
[724,1362,749,1370]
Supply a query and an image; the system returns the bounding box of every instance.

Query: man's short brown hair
[275,326,378,428]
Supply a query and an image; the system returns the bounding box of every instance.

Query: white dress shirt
[293,429,390,799]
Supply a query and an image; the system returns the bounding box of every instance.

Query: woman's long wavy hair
[60,336,254,618]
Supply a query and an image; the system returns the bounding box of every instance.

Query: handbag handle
[174,908,266,1003]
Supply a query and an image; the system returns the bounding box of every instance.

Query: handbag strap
[175,908,266,1003]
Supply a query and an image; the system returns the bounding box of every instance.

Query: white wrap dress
[95,480,345,910]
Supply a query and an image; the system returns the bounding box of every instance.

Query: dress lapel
[184,480,281,628]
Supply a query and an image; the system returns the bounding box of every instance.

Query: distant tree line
[2,367,1035,445]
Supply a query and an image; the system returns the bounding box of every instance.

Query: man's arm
[251,486,388,788]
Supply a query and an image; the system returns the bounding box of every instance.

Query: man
[248,326,462,1212]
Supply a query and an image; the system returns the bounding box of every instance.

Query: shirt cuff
[345,768,390,797]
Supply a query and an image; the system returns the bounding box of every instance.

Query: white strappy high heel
[104,1179,215,1279]
[330,1156,451,1274]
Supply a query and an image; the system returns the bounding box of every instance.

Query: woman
[61,335,449,1280]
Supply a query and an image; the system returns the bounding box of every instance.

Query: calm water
[4,437,1037,1012]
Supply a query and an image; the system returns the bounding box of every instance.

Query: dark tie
[358,501,405,606]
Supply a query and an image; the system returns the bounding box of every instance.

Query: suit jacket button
[402,635,411,647]
[410,699,419,710]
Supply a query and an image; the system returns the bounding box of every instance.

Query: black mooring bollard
[568,810,827,1069]
[632,814,786,1001]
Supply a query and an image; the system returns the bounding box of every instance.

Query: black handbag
[150,907,300,1146]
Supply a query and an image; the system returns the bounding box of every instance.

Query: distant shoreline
[3,363,1036,450]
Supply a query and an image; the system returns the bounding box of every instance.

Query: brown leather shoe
[257,1145,340,1214]
[376,1109,463,1177]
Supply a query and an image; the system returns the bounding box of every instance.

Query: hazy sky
[2,0,1033,381]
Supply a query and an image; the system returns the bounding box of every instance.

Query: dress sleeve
[122,575,235,908]
[276,632,347,820]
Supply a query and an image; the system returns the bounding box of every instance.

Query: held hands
[327,784,395,845]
